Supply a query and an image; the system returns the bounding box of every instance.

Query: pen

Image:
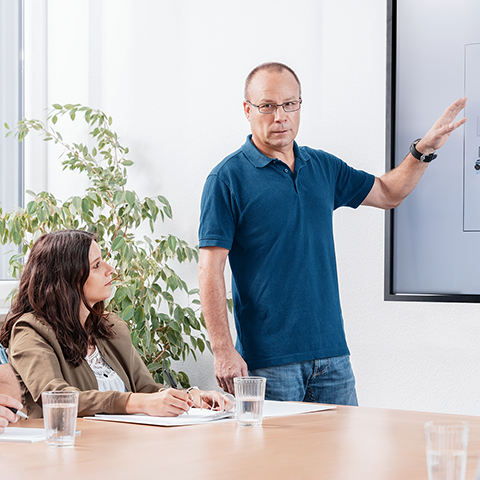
[164,370,189,414]
[164,370,178,389]
[7,407,28,419]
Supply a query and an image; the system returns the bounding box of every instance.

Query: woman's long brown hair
[0,230,116,366]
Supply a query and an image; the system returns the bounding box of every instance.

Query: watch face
[420,153,436,163]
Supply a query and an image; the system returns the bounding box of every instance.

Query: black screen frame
[384,0,480,303]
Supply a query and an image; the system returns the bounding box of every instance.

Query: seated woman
[0,230,229,418]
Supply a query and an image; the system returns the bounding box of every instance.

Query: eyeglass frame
[245,98,302,114]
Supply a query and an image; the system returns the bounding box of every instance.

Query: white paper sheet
[0,427,46,443]
[88,408,234,427]
[263,400,336,418]
[85,401,336,427]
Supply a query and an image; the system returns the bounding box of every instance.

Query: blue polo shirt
[199,135,374,370]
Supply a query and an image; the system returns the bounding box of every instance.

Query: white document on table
[263,400,336,418]
[0,427,46,443]
[87,408,235,427]
[85,401,335,427]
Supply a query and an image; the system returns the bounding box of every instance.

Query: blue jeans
[249,355,358,406]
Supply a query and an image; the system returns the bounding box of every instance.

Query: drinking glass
[234,376,266,427]
[42,391,79,447]
[425,421,469,480]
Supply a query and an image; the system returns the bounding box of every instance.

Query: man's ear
[243,101,251,121]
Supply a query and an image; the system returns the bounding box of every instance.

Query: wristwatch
[410,138,437,163]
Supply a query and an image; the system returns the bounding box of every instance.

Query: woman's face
[83,241,114,307]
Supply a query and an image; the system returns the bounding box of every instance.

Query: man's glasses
[246,99,302,114]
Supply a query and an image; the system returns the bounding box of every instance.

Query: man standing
[198,62,466,404]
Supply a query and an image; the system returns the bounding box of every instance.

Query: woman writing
[0,230,228,418]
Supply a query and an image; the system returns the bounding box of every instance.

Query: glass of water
[233,376,266,427]
[425,421,469,480]
[42,391,79,447]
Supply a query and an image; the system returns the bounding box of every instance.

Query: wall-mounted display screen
[385,0,480,302]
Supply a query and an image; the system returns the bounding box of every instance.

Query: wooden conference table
[2,405,480,480]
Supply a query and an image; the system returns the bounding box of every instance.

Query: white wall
[23,0,480,416]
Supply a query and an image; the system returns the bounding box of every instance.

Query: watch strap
[410,138,437,163]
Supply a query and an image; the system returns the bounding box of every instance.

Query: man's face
[244,69,301,157]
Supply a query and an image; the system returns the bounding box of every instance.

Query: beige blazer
[8,312,164,418]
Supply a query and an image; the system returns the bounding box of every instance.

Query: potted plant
[1,104,209,387]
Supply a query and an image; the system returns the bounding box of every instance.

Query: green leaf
[12,231,22,245]
[134,306,145,323]
[167,236,177,251]
[169,321,182,333]
[163,204,173,219]
[157,195,170,206]
[112,236,125,252]
[114,287,128,303]
[147,362,163,373]
[126,191,135,206]
[121,305,134,321]
[26,201,37,215]
[72,196,82,211]
[166,330,178,346]
[81,198,90,214]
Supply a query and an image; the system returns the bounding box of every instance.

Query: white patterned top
[85,346,127,393]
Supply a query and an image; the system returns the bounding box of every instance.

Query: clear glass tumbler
[42,391,79,447]
[425,421,469,480]
[234,376,266,427]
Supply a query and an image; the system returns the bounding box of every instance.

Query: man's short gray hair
[244,62,302,100]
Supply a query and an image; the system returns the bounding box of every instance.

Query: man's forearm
[198,247,249,393]
[374,153,429,209]
[199,267,234,354]
[198,247,235,354]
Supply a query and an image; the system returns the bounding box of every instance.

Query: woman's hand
[126,388,193,417]
[188,388,235,412]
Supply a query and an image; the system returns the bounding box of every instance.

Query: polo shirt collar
[242,134,310,168]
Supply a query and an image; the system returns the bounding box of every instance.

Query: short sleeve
[333,159,375,210]
[198,174,236,250]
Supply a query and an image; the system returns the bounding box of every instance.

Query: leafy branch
[1,104,210,387]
